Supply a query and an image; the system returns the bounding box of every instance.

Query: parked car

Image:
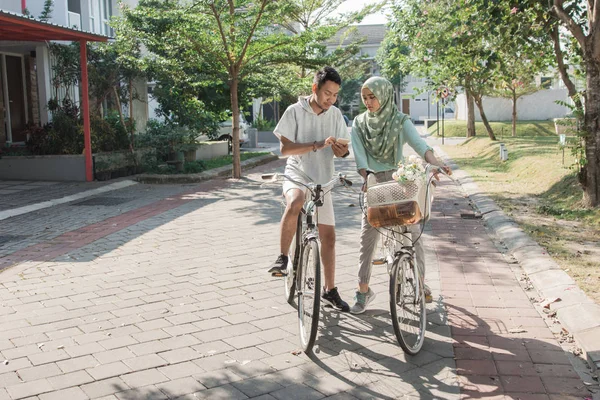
[342,114,351,127]
[217,113,250,152]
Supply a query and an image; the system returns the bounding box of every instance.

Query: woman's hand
[432,164,451,181]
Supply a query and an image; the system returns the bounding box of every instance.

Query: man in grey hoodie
[267,66,351,311]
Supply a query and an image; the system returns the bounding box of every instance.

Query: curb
[134,153,279,184]
[0,180,138,222]
[434,144,600,372]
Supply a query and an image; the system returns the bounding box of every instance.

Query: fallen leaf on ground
[508,328,527,333]
[539,297,561,308]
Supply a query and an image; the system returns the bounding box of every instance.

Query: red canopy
[0,10,109,182]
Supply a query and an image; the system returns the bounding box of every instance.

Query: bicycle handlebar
[261,172,353,191]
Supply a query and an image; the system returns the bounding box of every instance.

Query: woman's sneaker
[321,287,349,312]
[350,288,376,314]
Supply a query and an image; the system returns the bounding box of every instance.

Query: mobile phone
[336,138,350,145]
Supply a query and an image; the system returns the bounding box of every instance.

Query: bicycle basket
[366,175,432,228]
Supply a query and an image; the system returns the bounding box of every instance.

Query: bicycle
[363,164,453,355]
[262,172,353,353]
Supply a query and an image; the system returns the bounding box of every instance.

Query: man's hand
[331,140,349,157]
[315,136,336,151]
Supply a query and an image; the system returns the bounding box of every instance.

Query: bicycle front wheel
[390,253,426,355]
[297,238,321,353]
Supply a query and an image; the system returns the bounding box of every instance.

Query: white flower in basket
[392,155,426,183]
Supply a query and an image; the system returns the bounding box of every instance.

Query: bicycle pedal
[271,272,287,277]
[372,258,386,265]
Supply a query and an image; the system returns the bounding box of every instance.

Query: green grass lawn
[428,120,556,138]
[441,125,600,303]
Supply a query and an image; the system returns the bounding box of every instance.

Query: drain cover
[460,212,482,219]
[72,197,131,206]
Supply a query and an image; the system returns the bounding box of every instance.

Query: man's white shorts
[283,175,335,226]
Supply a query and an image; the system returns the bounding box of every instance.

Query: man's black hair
[314,66,342,89]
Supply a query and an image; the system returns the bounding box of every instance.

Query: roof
[326,24,387,47]
[0,9,110,42]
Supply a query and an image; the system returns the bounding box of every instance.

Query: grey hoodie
[273,96,349,185]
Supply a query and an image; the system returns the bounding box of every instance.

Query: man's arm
[280,136,335,156]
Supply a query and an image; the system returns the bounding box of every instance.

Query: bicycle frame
[364,163,454,354]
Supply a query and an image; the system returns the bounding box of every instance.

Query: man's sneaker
[424,284,433,304]
[350,288,376,314]
[267,254,288,277]
[321,287,350,312]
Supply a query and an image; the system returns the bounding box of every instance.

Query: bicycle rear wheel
[390,253,426,355]
[297,238,321,353]
[284,214,302,304]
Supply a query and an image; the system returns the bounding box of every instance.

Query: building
[0,0,148,149]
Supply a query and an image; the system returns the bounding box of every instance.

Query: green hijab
[354,76,409,166]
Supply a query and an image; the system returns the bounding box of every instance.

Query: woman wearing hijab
[349,76,451,314]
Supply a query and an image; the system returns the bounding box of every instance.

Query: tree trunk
[583,58,600,207]
[230,74,242,179]
[113,86,125,130]
[512,89,517,137]
[466,87,476,137]
[551,27,584,111]
[473,94,497,141]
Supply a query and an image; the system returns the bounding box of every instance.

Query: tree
[376,36,409,110]
[39,0,53,21]
[385,0,498,140]
[124,0,377,178]
[517,0,599,207]
[487,4,554,137]
[124,0,331,178]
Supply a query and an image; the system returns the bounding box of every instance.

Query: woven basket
[366,175,430,228]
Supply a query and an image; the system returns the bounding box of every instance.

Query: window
[540,77,552,89]
[90,0,113,35]
[89,0,96,32]
[68,0,81,13]
[101,0,113,36]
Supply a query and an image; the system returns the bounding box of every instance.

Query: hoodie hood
[299,95,331,115]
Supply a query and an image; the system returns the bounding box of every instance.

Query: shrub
[135,120,199,164]
[25,99,132,155]
[90,111,131,153]
[252,116,276,131]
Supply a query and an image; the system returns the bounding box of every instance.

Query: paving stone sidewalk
[0,149,597,399]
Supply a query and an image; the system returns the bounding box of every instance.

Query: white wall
[0,0,21,13]
[455,89,571,121]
